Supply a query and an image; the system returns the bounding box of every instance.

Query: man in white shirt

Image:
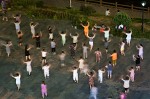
[70,32,79,44]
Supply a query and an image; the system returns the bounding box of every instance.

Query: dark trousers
[36,41,40,48]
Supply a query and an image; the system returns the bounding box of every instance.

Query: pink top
[120,93,126,99]
[41,84,47,92]
[129,69,135,76]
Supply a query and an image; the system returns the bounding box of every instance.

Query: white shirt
[51,41,56,48]
[41,51,47,57]
[59,53,66,60]
[83,46,88,52]
[139,47,143,54]
[98,70,104,76]
[73,69,78,76]
[122,79,130,88]
[105,10,110,16]
[14,75,21,84]
[14,23,20,29]
[25,61,31,66]
[42,66,50,73]
[126,33,132,40]
[72,36,78,43]
[104,30,109,38]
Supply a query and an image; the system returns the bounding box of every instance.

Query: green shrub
[35,0,44,8]
[80,5,96,16]
[12,0,35,8]
[113,12,132,27]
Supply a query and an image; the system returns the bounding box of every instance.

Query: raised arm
[92,33,96,39]
[87,21,90,27]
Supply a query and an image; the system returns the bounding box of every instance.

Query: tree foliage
[113,12,132,26]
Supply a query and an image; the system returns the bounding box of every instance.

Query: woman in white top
[98,68,105,83]
[82,43,88,59]
[48,26,55,40]
[120,40,125,56]
[2,41,12,57]
[10,72,21,90]
[78,56,85,71]
[105,9,110,16]
[59,50,66,66]
[123,29,132,46]
[41,48,47,65]
[30,22,38,38]
[70,32,79,44]
[87,33,96,51]
[70,66,79,83]
[14,20,21,32]
[136,44,143,60]
[59,31,67,46]
[121,75,130,93]
[23,58,32,75]
[42,63,51,79]
[103,27,110,41]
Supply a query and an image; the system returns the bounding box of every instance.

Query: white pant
[98,75,103,83]
[126,39,131,44]
[73,73,78,81]
[83,51,87,59]
[44,71,49,78]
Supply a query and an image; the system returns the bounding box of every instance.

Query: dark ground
[0,12,150,99]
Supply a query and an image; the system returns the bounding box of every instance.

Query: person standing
[25,44,31,60]
[128,67,135,82]
[69,43,77,58]
[70,32,79,44]
[81,21,90,37]
[105,61,113,79]
[41,48,47,65]
[35,32,42,49]
[133,55,141,71]
[98,68,105,83]
[23,58,32,75]
[50,39,56,54]
[89,85,98,99]
[71,66,79,83]
[120,40,125,56]
[17,31,23,46]
[13,14,21,22]
[103,27,110,41]
[1,0,8,21]
[30,22,38,38]
[94,48,102,63]
[123,29,132,46]
[87,70,96,89]
[82,43,88,59]
[41,81,48,99]
[14,21,21,32]
[87,33,96,51]
[136,44,143,60]
[121,75,130,93]
[10,72,21,90]
[110,50,117,66]
[59,50,66,66]
[59,31,67,46]
[42,63,51,79]
[105,9,110,16]
[2,41,12,57]
[78,56,85,71]
[103,38,111,54]
[48,25,55,40]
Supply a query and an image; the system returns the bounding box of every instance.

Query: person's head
[25,44,28,49]
[113,50,116,53]
[15,20,19,23]
[80,56,83,59]
[6,41,9,44]
[61,50,64,53]
[74,66,77,69]
[42,48,45,51]
[31,22,34,26]
[36,33,39,36]
[109,61,111,64]
[90,71,93,75]
[18,31,21,34]
[131,67,133,69]
[83,43,86,46]
[15,72,19,76]
[97,48,99,50]
[61,31,64,34]
[16,14,19,17]
[42,81,45,84]
[128,30,131,33]
[125,75,129,80]
[140,44,143,47]
[51,39,54,41]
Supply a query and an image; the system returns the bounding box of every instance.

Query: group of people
[1,8,144,99]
